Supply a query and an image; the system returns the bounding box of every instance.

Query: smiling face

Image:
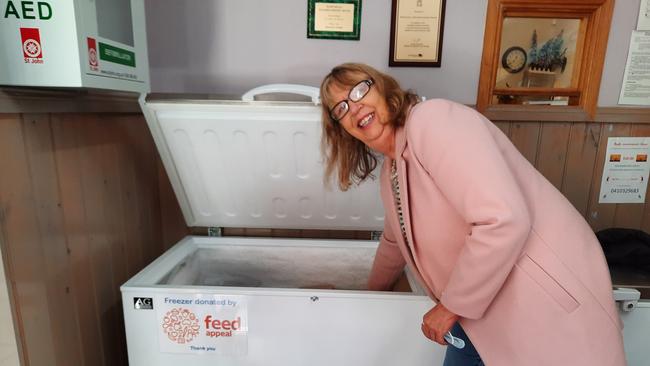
[327,81,396,157]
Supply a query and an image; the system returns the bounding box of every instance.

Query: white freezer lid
[140,84,385,230]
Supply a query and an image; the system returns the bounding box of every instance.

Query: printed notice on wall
[619,31,650,105]
[599,137,650,203]
[156,294,248,355]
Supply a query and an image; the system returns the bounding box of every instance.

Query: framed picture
[307,0,362,40]
[389,0,446,67]
[476,0,614,119]
[497,18,580,89]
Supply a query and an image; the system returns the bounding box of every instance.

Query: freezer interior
[159,241,409,291]
[161,245,371,289]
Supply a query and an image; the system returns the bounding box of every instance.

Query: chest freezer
[122,85,650,366]
[122,236,445,365]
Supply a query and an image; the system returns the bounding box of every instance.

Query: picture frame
[389,0,446,67]
[476,0,614,119]
[307,0,362,41]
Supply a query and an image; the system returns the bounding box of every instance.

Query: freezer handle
[242,84,321,104]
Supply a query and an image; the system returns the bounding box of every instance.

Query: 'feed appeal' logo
[204,315,241,338]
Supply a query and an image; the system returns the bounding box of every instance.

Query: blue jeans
[442,323,484,366]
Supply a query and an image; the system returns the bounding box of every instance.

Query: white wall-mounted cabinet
[0,0,149,92]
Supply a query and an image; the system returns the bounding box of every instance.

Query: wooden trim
[481,105,592,122]
[595,107,650,124]
[475,105,650,123]
[0,87,140,114]
[475,0,501,113]
[493,87,581,96]
[476,0,614,119]
[579,0,614,117]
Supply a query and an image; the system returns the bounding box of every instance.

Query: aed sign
[155,294,248,355]
[3,1,53,20]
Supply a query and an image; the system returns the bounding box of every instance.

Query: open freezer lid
[140,84,385,230]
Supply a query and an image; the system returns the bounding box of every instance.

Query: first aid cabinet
[0,0,148,92]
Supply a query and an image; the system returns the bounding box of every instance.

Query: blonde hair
[320,63,419,191]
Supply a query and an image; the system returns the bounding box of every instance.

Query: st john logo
[87,37,99,71]
[134,297,153,310]
[20,28,43,64]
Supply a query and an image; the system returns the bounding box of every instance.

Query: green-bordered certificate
[307,0,362,40]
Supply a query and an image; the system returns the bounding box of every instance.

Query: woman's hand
[421,303,460,345]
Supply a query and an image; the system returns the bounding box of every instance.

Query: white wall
[144,0,641,107]
[599,0,640,106]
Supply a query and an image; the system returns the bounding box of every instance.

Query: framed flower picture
[476,0,614,119]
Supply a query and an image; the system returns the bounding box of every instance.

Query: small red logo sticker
[20,28,43,61]
[87,37,99,70]
[161,308,200,344]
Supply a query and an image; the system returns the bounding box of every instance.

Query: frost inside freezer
[160,244,381,290]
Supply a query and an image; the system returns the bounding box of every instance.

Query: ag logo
[134,297,153,310]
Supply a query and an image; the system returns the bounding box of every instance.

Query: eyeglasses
[329,79,374,122]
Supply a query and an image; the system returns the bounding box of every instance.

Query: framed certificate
[389,0,446,67]
[307,0,362,40]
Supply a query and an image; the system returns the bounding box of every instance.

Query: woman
[319,63,626,365]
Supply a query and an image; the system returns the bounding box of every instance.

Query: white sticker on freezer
[156,294,248,355]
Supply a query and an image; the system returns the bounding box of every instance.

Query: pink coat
[368,99,626,365]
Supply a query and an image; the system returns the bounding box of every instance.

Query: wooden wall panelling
[492,121,511,137]
[0,115,31,366]
[123,116,161,267]
[115,116,146,276]
[509,122,541,165]
[535,123,572,190]
[0,123,25,366]
[149,119,165,254]
[114,118,146,278]
[77,115,122,366]
[22,114,84,366]
[138,115,164,261]
[0,115,57,366]
[145,115,165,260]
[51,114,106,366]
[141,114,163,261]
[2,111,166,366]
[96,115,129,366]
[586,123,633,232]
[613,124,650,229]
[561,123,601,216]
